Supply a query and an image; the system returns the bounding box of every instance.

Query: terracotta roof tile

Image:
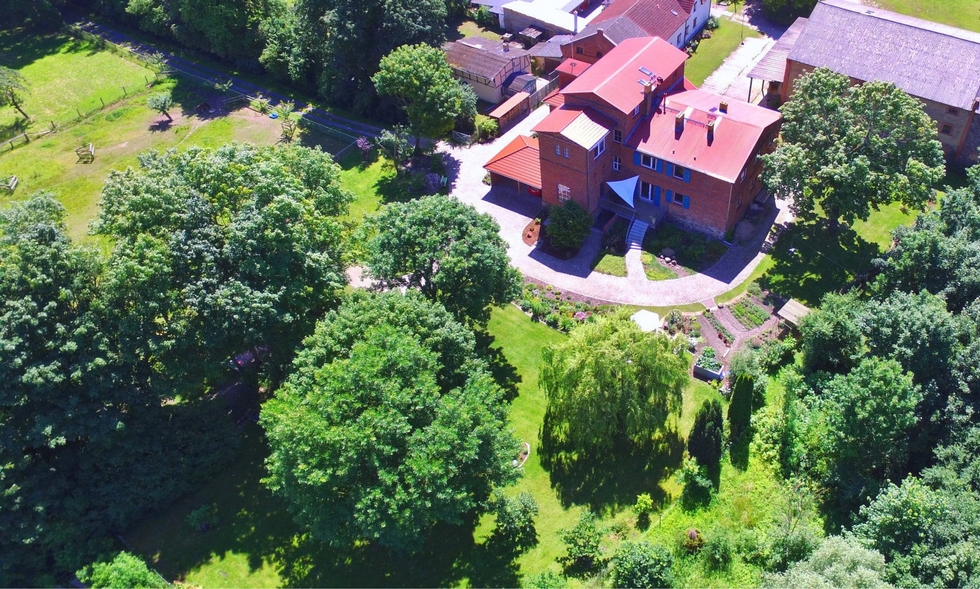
[484,135,542,188]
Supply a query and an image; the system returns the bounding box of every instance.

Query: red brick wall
[560,32,616,65]
[538,131,615,213]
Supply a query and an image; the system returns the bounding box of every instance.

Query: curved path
[441,105,786,307]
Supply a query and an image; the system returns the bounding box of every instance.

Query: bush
[491,490,539,551]
[688,399,724,470]
[548,201,593,250]
[703,531,735,570]
[558,511,602,571]
[728,374,754,442]
[611,541,674,589]
[677,457,713,507]
[475,114,499,142]
[76,552,167,589]
[186,503,219,532]
[474,5,497,27]
[759,336,797,372]
[521,570,566,589]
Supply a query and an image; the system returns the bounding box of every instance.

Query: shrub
[696,347,723,372]
[521,570,566,589]
[492,491,539,551]
[186,503,219,532]
[681,526,706,553]
[475,114,499,142]
[677,457,713,507]
[611,541,674,589]
[76,552,167,589]
[705,15,721,30]
[688,399,724,470]
[474,5,496,27]
[759,336,797,372]
[728,375,754,442]
[547,201,593,250]
[558,511,602,571]
[703,531,735,570]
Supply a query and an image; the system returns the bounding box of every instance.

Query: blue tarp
[607,176,639,208]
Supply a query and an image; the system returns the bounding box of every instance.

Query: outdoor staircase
[627,220,649,250]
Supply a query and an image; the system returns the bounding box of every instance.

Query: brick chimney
[707,120,715,141]
[719,101,728,113]
[675,111,685,133]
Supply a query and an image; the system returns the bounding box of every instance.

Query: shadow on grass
[539,423,685,514]
[759,219,882,307]
[475,330,522,403]
[127,424,526,587]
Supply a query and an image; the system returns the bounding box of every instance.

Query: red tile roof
[626,89,781,182]
[555,58,592,77]
[532,107,615,148]
[543,88,565,109]
[561,37,689,114]
[578,0,692,46]
[484,135,542,189]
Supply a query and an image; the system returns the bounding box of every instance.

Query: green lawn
[874,0,980,32]
[0,81,285,241]
[685,20,761,87]
[0,31,157,139]
[642,251,679,281]
[337,154,392,222]
[591,250,628,276]
[456,19,503,41]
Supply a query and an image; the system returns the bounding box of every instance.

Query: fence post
[76,108,82,119]
[50,121,55,131]
[122,86,127,97]
[100,97,105,109]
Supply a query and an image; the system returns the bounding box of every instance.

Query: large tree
[0,195,237,585]
[364,195,522,325]
[689,399,724,471]
[540,314,687,456]
[94,143,351,391]
[373,43,467,150]
[763,536,892,589]
[762,68,944,230]
[260,291,519,551]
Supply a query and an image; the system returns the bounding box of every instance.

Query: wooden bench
[75,143,95,163]
[2,175,16,192]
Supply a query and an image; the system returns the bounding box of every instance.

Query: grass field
[685,20,762,87]
[0,31,157,139]
[642,251,680,281]
[875,0,980,32]
[0,81,286,241]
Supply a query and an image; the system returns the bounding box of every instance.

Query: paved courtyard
[440,105,786,307]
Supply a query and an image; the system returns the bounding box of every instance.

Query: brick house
[777,0,980,165]
[485,36,782,238]
[561,0,711,61]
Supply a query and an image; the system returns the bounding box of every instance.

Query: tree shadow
[475,330,522,403]
[539,423,685,514]
[759,219,882,306]
[729,425,754,471]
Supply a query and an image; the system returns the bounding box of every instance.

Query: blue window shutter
[666,162,674,177]
[656,159,664,173]
[683,195,691,209]
[633,151,641,166]
[666,189,674,204]
[684,168,691,183]
[653,186,661,206]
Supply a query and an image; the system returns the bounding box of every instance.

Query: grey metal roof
[789,0,980,109]
[529,34,574,58]
[748,17,807,81]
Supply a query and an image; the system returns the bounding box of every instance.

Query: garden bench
[75,143,96,163]
[2,175,16,192]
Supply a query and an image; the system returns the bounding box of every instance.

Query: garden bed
[522,218,541,246]
[516,283,601,332]
[642,223,729,274]
[730,298,770,330]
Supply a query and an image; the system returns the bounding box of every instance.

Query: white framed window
[555,143,561,156]
[633,105,640,117]
[557,184,571,202]
[592,138,605,159]
[613,129,622,143]
[673,164,687,179]
[564,146,570,158]
[613,156,621,171]
[673,191,685,205]
[640,181,654,199]
[640,154,661,170]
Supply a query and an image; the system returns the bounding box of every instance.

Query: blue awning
[607,176,639,208]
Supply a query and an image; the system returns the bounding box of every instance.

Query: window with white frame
[672,191,685,205]
[613,129,622,143]
[633,105,640,117]
[592,137,606,159]
[613,156,621,171]
[672,164,687,179]
[555,143,561,156]
[640,154,660,169]
[640,181,654,199]
[564,146,570,158]
[558,184,571,201]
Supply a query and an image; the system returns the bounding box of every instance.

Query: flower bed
[517,284,600,332]
[693,347,725,381]
[703,310,734,346]
[731,299,770,329]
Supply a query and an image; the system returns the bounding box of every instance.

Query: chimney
[675,111,685,132]
[597,28,604,35]
[719,101,728,114]
[707,120,715,141]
